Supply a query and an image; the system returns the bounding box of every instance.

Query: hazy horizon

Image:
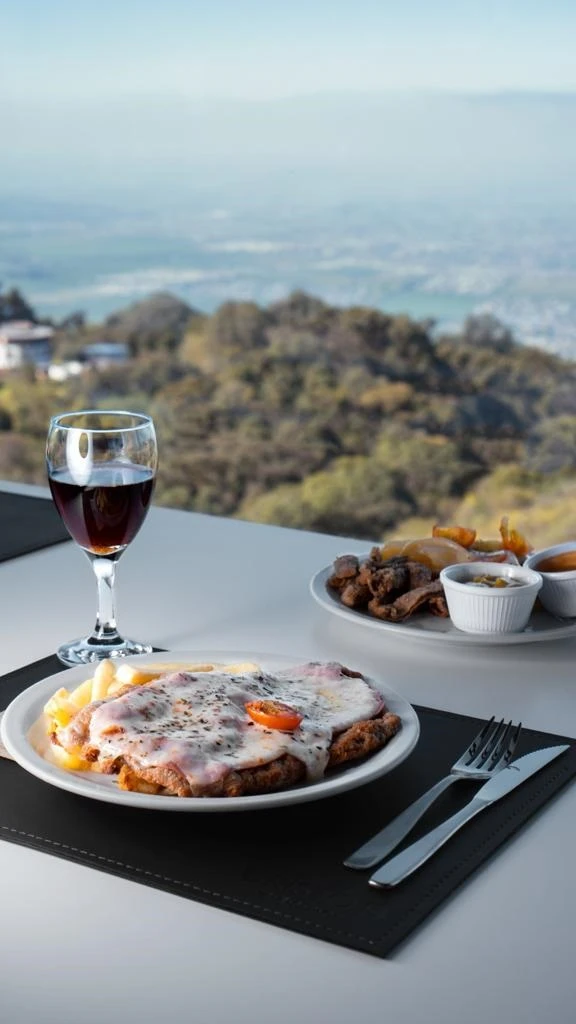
[2,3,575,349]
[2,91,576,206]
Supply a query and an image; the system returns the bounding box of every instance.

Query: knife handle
[343,774,457,870]
[369,799,484,888]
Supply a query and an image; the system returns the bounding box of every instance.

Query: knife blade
[369,744,570,889]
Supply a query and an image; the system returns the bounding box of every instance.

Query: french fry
[50,743,91,772]
[43,687,76,727]
[471,538,504,552]
[43,658,265,776]
[91,658,117,700]
[114,664,171,686]
[106,679,131,696]
[68,678,94,709]
[43,686,70,712]
[499,516,533,559]
[113,660,261,689]
[152,661,215,674]
[49,708,72,728]
[221,661,260,674]
[432,525,477,548]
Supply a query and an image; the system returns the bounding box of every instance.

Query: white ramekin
[439,561,543,634]
[524,542,576,618]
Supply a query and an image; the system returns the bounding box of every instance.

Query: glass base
[56,636,154,667]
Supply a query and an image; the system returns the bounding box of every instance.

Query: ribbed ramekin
[524,542,576,618]
[439,561,542,634]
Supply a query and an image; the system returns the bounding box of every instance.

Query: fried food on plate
[498,515,533,559]
[43,657,260,770]
[44,660,401,798]
[432,524,477,548]
[327,516,533,625]
[328,547,449,621]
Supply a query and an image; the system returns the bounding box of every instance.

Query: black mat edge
[362,727,575,952]
[0,492,71,563]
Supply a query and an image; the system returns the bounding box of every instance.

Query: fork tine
[451,715,521,775]
[484,720,513,768]
[455,716,496,764]
[466,717,507,768]
[487,721,522,771]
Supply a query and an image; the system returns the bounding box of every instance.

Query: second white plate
[310,562,576,645]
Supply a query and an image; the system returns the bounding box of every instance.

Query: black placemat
[0,491,70,561]
[1,656,575,958]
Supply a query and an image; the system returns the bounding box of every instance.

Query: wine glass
[46,410,158,666]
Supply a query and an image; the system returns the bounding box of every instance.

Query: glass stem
[88,555,122,644]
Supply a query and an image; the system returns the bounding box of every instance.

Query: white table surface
[0,486,575,1024]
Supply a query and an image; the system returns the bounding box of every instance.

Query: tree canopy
[0,286,574,546]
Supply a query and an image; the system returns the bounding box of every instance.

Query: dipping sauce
[535,551,576,573]
[465,575,523,588]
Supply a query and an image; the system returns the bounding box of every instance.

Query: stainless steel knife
[369,744,570,889]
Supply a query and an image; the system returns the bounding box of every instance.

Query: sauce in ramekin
[535,551,576,573]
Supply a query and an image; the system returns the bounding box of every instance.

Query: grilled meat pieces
[327,554,361,590]
[328,548,446,622]
[369,580,448,621]
[328,711,402,766]
[362,558,410,600]
[407,562,434,590]
[427,590,450,617]
[341,580,372,608]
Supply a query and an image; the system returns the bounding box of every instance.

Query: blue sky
[2,0,576,99]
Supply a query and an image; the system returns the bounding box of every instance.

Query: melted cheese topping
[84,661,384,788]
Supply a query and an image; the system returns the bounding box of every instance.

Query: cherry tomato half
[245,699,303,731]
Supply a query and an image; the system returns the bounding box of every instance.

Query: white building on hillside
[47,360,84,382]
[0,320,54,370]
[82,342,130,369]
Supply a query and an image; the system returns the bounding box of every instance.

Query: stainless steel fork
[344,716,522,870]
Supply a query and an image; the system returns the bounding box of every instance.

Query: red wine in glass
[49,463,155,556]
[46,410,158,666]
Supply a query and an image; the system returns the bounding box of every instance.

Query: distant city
[1,194,575,357]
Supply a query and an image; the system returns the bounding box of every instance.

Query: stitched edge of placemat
[0,655,574,958]
[365,751,574,950]
[0,758,573,947]
[0,751,573,959]
[0,817,380,948]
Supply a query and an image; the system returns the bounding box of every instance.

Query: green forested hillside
[1,288,575,546]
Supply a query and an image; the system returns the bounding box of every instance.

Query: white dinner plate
[310,561,576,645]
[0,649,420,812]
